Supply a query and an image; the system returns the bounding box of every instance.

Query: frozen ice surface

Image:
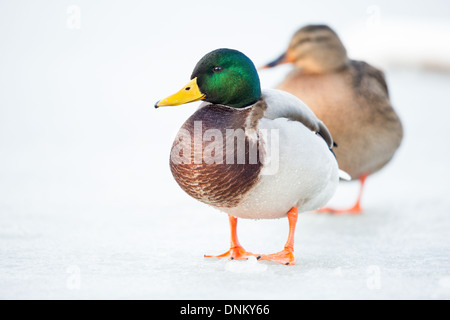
[224,256,268,274]
[1,0,450,300]
[1,68,449,300]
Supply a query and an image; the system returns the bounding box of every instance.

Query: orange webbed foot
[316,174,368,215]
[257,207,298,266]
[315,202,363,215]
[257,249,296,266]
[204,245,256,260]
[205,215,257,260]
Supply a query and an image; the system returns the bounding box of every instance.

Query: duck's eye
[213,66,223,73]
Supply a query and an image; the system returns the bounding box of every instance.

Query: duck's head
[261,24,348,74]
[155,48,261,109]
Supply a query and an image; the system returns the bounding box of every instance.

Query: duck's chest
[169,104,265,208]
[277,71,353,114]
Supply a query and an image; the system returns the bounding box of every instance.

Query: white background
[1,0,450,299]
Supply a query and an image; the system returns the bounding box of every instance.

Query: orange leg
[204,215,255,260]
[257,207,298,265]
[317,174,368,215]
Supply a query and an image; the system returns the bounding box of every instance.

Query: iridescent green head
[155,48,261,109]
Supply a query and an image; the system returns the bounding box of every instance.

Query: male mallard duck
[155,48,347,265]
[262,25,403,214]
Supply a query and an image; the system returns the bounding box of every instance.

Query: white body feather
[221,89,340,219]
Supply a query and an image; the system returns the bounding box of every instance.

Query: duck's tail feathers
[339,169,351,181]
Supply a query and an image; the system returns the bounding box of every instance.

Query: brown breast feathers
[169,102,267,208]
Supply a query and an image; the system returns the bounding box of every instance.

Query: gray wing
[261,89,334,149]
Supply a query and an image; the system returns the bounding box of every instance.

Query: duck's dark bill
[155,77,205,108]
[260,52,292,69]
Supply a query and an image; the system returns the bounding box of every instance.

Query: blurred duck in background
[262,24,403,214]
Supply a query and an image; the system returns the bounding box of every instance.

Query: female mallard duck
[155,48,348,265]
[262,25,403,214]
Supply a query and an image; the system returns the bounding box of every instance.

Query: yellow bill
[155,77,205,108]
